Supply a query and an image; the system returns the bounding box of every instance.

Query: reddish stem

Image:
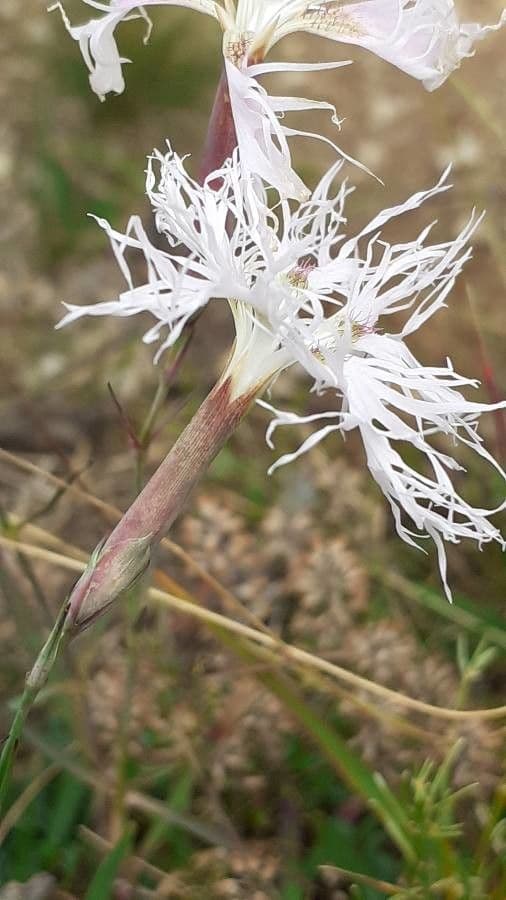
[67,377,254,630]
[198,68,237,183]
[467,288,506,462]
[478,352,506,462]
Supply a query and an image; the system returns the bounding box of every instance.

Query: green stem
[135,374,167,494]
[0,601,69,814]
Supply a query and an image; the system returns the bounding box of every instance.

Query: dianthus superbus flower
[58,147,506,599]
[51,1,506,97]
[51,1,505,198]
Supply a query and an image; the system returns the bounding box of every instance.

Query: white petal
[225,59,310,201]
[289,1,505,91]
[225,58,375,200]
[50,0,217,99]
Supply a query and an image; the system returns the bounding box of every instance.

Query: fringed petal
[50,0,217,99]
[287,1,505,91]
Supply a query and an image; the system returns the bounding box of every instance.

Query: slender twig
[107,382,142,452]
[319,865,407,896]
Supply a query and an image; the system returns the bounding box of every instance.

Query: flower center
[312,313,373,360]
[224,30,254,66]
[282,261,315,292]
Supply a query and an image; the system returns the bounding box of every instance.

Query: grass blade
[84,828,134,900]
[385,574,506,652]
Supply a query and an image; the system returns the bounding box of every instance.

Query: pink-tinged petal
[225,60,310,201]
[225,58,374,200]
[289,1,505,90]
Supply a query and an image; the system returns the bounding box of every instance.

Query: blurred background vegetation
[0,1,505,897]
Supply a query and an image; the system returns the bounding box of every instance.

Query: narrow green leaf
[44,773,88,852]
[84,829,134,900]
[385,577,506,652]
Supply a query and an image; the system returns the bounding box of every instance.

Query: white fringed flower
[57,148,505,598]
[50,1,358,199]
[58,144,344,365]
[243,0,506,92]
[51,1,505,196]
[51,1,505,98]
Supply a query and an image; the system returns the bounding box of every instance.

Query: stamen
[224,30,254,66]
[312,314,374,359]
[284,260,316,291]
[301,2,362,38]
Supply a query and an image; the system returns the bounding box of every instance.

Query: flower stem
[198,68,237,183]
[66,376,254,631]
